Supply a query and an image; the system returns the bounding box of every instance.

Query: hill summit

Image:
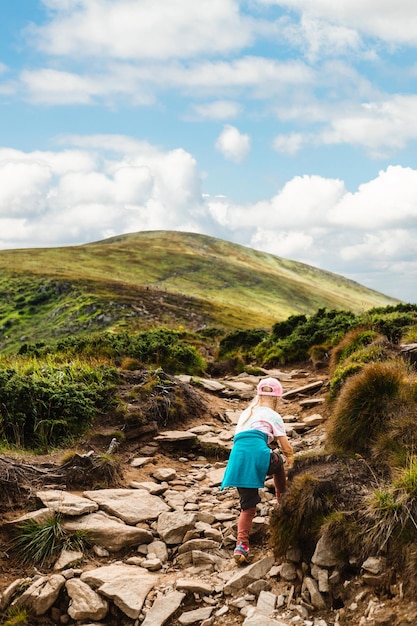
[0,230,399,351]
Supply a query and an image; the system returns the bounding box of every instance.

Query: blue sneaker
[233,542,249,564]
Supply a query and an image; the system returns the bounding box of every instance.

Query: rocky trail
[0,367,416,626]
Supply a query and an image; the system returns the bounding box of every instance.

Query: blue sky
[1,1,417,303]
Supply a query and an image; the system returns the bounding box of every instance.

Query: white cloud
[340,229,417,262]
[168,57,313,100]
[34,0,252,59]
[0,160,52,217]
[215,125,251,162]
[279,14,361,61]
[246,175,346,229]
[188,100,241,121]
[321,96,417,154]
[20,69,105,105]
[273,133,306,154]
[330,166,417,228]
[0,138,209,247]
[261,0,417,46]
[19,56,313,106]
[251,228,315,258]
[0,147,97,175]
[58,134,158,155]
[273,94,417,156]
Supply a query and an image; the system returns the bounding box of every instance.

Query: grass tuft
[270,472,336,558]
[327,360,407,457]
[10,514,90,568]
[1,606,30,626]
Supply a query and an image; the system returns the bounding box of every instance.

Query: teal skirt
[220,430,271,489]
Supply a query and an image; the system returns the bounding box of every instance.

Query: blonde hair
[239,393,279,426]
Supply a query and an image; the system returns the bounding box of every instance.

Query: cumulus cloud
[0,160,52,217]
[340,229,417,262]
[0,137,209,247]
[320,96,417,155]
[33,0,252,59]
[272,94,417,157]
[251,228,315,258]
[330,166,417,228]
[244,175,346,229]
[215,125,251,162]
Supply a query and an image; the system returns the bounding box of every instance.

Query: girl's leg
[237,506,257,545]
[273,468,287,503]
[268,452,287,503]
[234,488,259,562]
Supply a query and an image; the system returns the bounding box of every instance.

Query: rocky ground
[1,367,417,626]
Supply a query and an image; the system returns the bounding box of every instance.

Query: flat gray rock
[81,564,157,619]
[62,511,153,552]
[36,490,99,516]
[83,488,170,524]
[154,430,198,442]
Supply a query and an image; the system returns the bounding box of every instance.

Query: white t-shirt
[235,405,287,444]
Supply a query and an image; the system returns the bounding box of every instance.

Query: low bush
[55,328,207,374]
[255,308,357,366]
[0,356,119,450]
[218,329,268,359]
[327,360,409,457]
[329,342,391,400]
[271,314,307,340]
[329,328,381,374]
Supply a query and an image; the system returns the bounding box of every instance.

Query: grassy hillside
[0,230,399,352]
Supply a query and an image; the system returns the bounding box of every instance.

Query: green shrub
[329,361,364,398]
[257,308,357,365]
[53,328,206,374]
[253,343,285,367]
[0,356,119,449]
[360,486,408,553]
[261,304,416,366]
[271,314,307,340]
[329,328,380,374]
[362,305,417,343]
[402,324,417,343]
[218,329,268,359]
[327,360,407,457]
[329,340,390,400]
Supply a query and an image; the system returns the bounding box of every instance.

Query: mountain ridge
[0,230,400,352]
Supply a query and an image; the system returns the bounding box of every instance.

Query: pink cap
[257,377,283,397]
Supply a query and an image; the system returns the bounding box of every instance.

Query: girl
[220,377,294,564]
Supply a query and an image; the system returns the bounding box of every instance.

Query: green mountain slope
[0,230,399,352]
